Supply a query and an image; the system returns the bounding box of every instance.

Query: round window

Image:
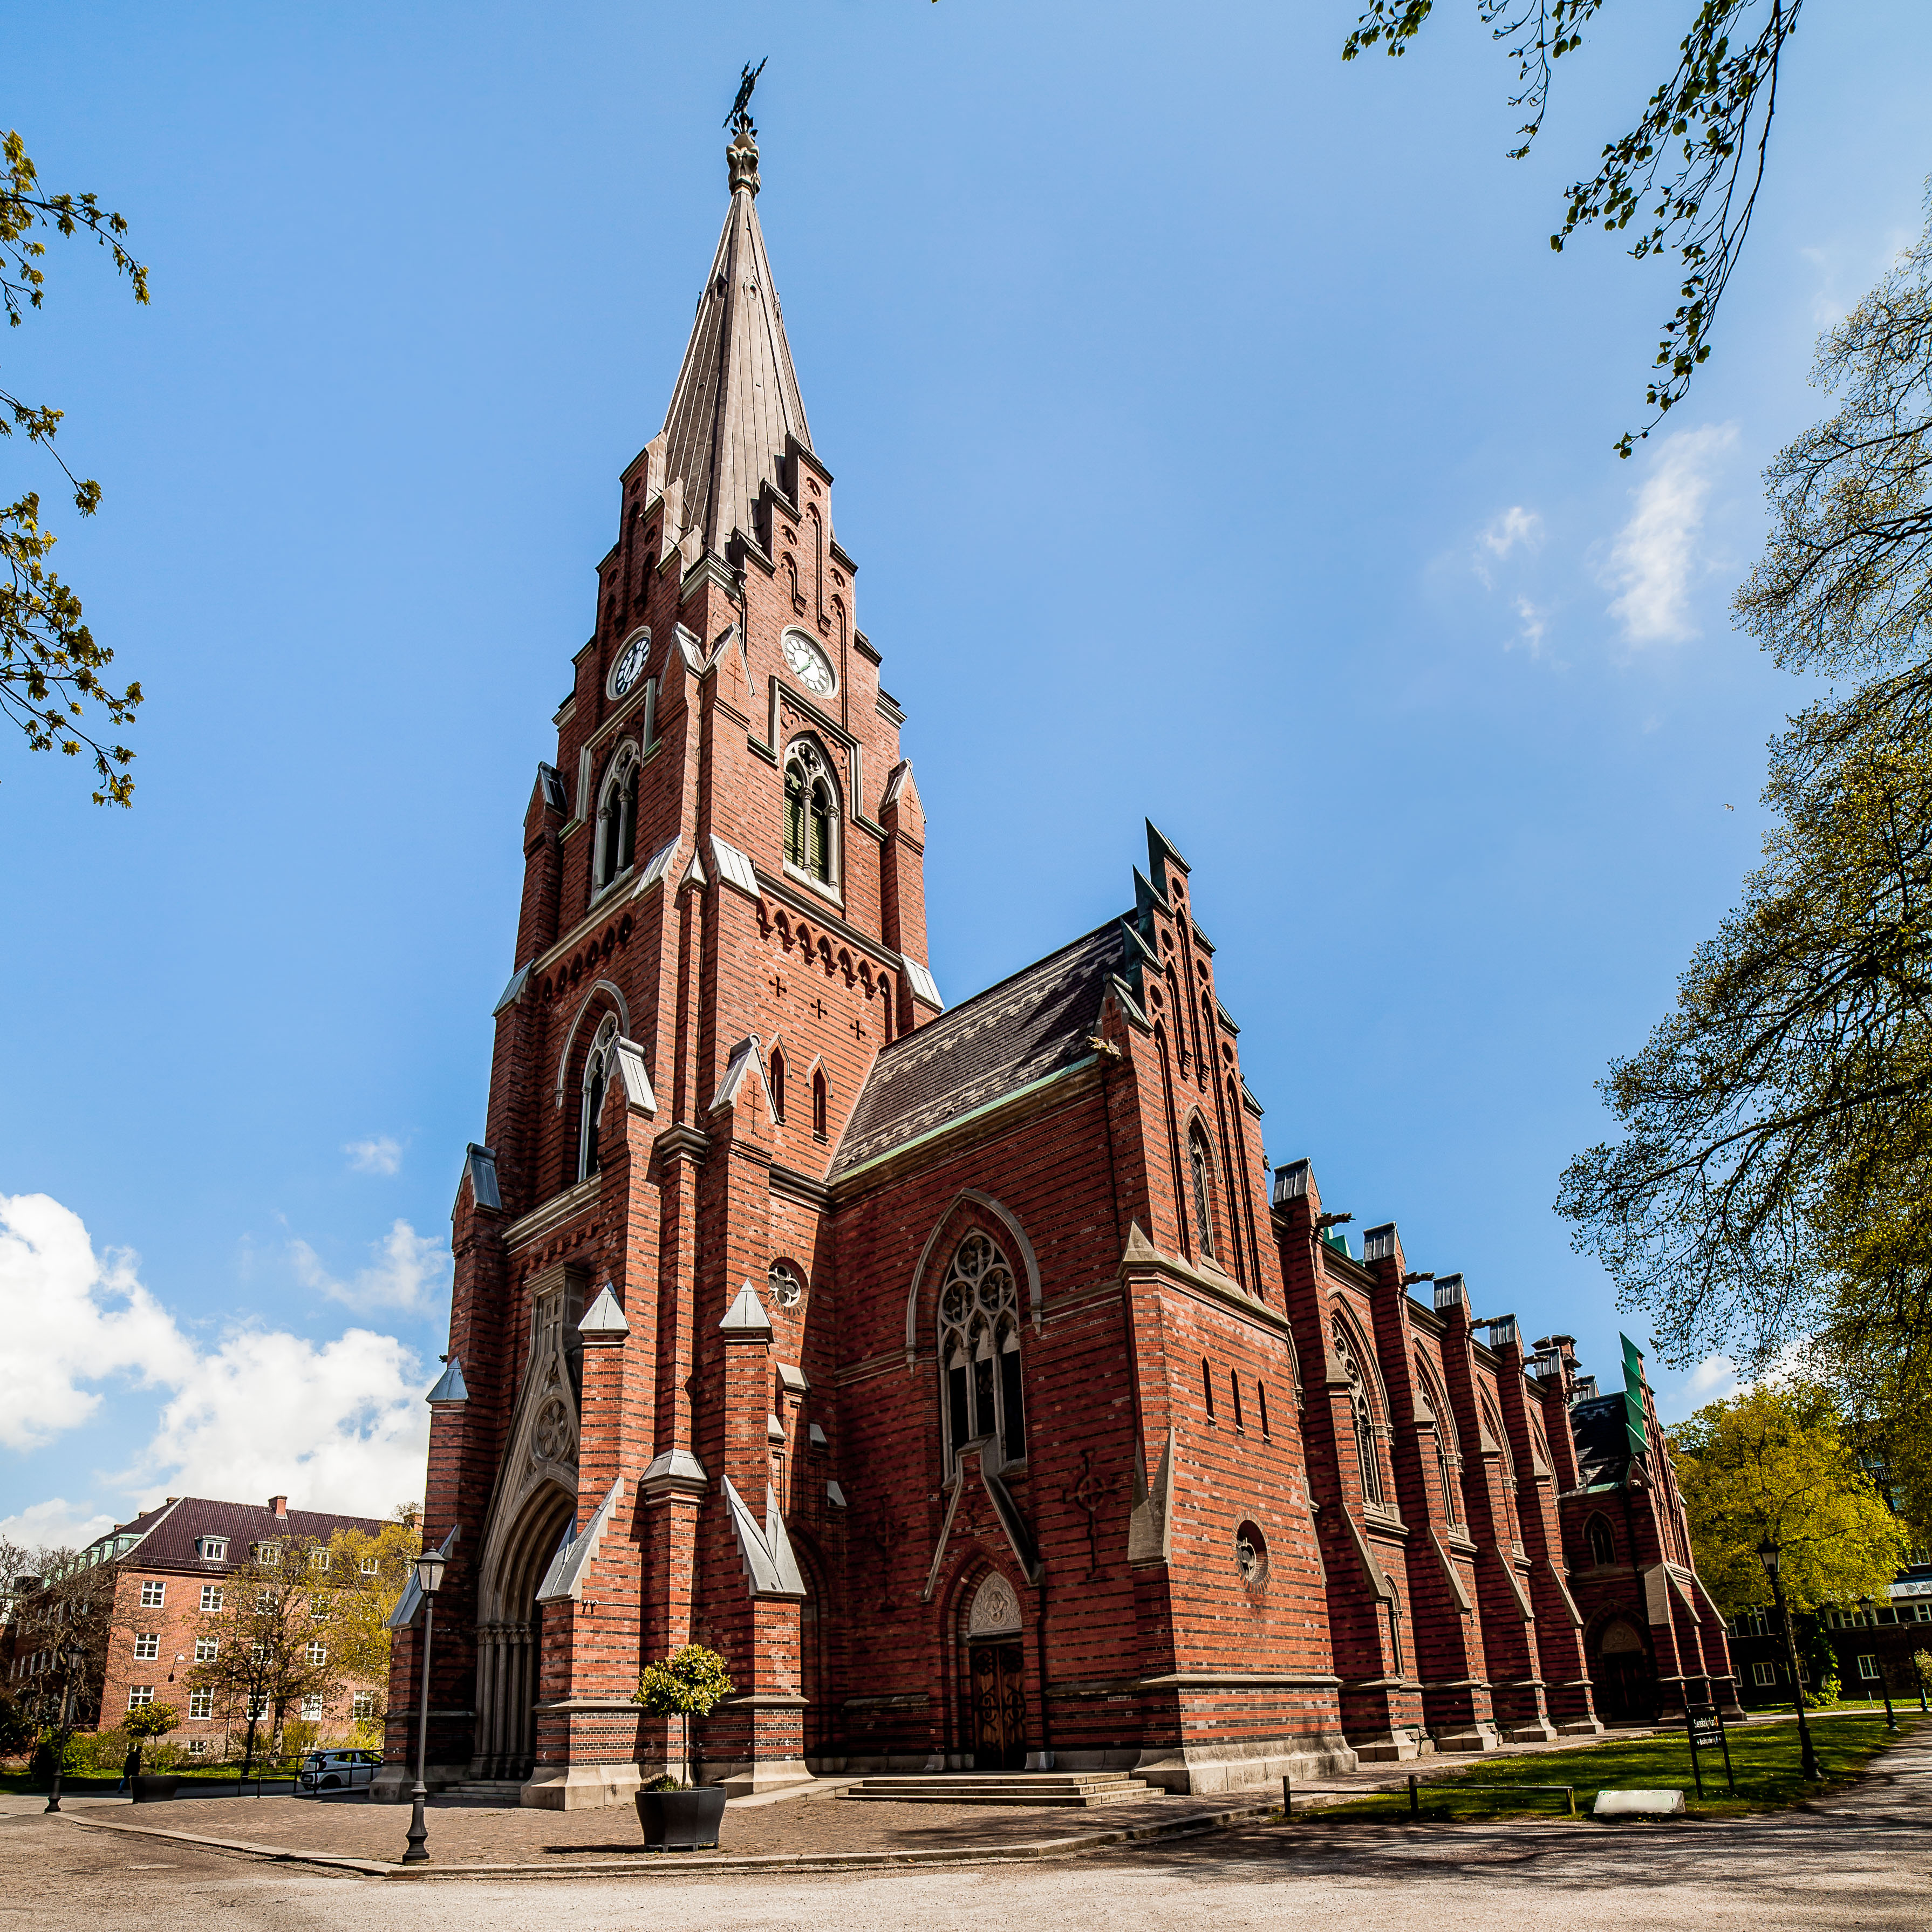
[1234,1520,1269,1589]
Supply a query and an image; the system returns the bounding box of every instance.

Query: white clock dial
[782,629,836,698]
[607,632,650,699]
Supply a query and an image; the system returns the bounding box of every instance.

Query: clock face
[782,630,836,698]
[607,632,650,700]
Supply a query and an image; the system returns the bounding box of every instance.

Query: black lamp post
[42,1644,86,1814]
[1757,1537,1821,1781]
[401,1546,448,1865]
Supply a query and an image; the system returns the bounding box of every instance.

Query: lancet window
[578,1015,618,1182]
[1188,1125,1216,1260]
[938,1232,1026,1470]
[1334,1316,1384,1508]
[593,748,639,892]
[784,738,838,886]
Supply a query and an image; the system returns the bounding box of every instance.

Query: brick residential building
[382,107,1738,1810]
[5,1495,388,1755]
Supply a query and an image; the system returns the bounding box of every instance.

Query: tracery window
[593,747,639,892]
[1188,1125,1216,1259]
[784,739,838,886]
[938,1232,1026,1468]
[579,1014,619,1182]
[1334,1317,1384,1508]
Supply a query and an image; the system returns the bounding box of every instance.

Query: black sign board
[1683,1702,1736,1796]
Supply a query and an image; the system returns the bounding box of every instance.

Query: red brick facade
[381,123,1737,1808]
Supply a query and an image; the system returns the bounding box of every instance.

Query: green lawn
[1303,1713,1920,1824]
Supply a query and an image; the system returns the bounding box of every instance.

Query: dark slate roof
[831,919,1125,1179]
[87,1497,390,1574]
[1568,1395,1633,1489]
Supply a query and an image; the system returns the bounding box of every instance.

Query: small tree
[632,1644,733,1788]
[320,1510,421,1732]
[186,1534,342,1774]
[118,1701,177,1777]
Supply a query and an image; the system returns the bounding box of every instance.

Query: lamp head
[1756,1537,1779,1580]
[415,1547,447,1598]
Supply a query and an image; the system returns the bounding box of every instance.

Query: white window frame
[133,1633,159,1661]
[1751,1660,1777,1687]
[301,1695,325,1722]
[127,1685,154,1709]
[1857,1653,1882,1681]
[359,1556,380,1577]
[351,1691,376,1721]
[782,736,842,896]
[188,1690,215,1720]
[200,1585,224,1612]
[197,1537,227,1561]
[139,1580,165,1608]
[304,1640,327,1668]
[195,1636,219,1663]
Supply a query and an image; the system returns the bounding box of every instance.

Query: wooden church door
[969,1641,1028,1770]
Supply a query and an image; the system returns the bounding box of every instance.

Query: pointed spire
[659,123,813,560]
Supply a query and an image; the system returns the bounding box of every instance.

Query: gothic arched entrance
[1590,1615,1657,1723]
[474,1479,575,1778]
[961,1570,1027,1770]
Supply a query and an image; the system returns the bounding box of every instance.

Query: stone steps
[841,1771,1153,1807]
[449,1779,528,1801]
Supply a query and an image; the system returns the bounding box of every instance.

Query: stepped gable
[830,919,1124,1179]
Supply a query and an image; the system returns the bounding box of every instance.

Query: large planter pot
[633,1785,726,1851]
[131,1774,180,1804]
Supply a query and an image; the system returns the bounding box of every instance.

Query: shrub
[632,1644,734,1788]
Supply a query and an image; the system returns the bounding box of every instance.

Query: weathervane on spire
[725,58,767,137]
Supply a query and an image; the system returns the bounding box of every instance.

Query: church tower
[392,100,940,1807]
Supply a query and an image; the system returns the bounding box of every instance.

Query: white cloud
[1602,423,1739,644]
[1473,505,1543,586]
[344,1136,402,1176]
[0,1193,195,1450]
[0,1497,115,1554]
[0,1193,431,1538]
[133,1326,427,1519]
[1510,596,1549,657]
[290,1218,449,1314]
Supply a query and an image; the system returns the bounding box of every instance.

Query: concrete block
[1593,1788,1685,1818]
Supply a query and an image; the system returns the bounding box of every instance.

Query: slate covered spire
[659,120,813,559]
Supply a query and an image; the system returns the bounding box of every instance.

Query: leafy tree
[1,128,147,801]
[1560,201,1932,1394]
[317,1513,421,1727]
[1343,0,1805,452]
[1671,1381,1909,1616]
[0,1539,124,1739]
[185,1534,342,1773]
[632,1643,734,1786]
[122,1701,178,1742]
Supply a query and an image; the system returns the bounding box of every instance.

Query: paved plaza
[0,1733,1924,1931]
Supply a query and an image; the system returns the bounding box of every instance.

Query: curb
[62,1799,1276,1880]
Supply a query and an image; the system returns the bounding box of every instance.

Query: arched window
[1415,1360,1462,1525]
[783,739,838,886]
[578,1015,618,1182]
[811,1068,828,1142]
[938,1232,1025,1467]
[593,748,639,892]
[1258,1381,1270,1439]
[1202,1357,1216,1420]
[1188,1125,1216,1259]
[1230,1371,1244,1431]
[1333,1317,1384,1508]
[769,1046,786,1125]
[1586,1513,1616,1567]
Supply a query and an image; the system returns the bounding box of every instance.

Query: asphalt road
[2,1739,1925,1931]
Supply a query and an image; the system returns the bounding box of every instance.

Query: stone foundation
[1133,1733,1360,1794]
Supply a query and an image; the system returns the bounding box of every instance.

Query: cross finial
[725,60,767,197]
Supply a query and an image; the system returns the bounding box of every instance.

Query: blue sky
[4,1,1929,1547]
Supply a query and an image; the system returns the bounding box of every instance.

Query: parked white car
[295,1749,381,1793]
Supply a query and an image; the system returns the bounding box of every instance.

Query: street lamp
[43,1644,86,1814]
[1757,1538,1822,1781]
[401,1545,448,1866]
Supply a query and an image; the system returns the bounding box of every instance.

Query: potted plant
[126,1703,182,1802]
[631,1644,733,1850]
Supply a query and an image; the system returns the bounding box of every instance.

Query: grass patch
[1305,1713,1919,1824]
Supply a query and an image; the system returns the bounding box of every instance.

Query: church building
[381,107,1740,1809]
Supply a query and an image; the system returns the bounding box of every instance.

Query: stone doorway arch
[474,1479,576,1778]
[960,1569,1027,1771]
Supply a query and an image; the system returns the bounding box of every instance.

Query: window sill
[783,861,844,911]
[588,867,634,910]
